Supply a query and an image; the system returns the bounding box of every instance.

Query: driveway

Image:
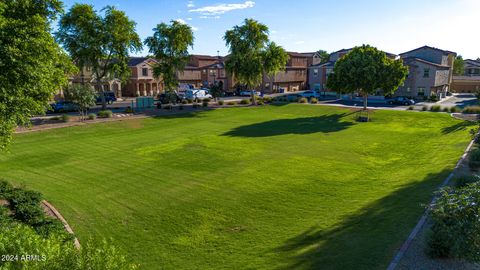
[437,93,477,108]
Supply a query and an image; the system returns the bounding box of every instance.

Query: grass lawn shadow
[223,113,354,137]
[441,120,477,134]
[274,169,452,270]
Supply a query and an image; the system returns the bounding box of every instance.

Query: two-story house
[451,59,480,92]
[121,57,163,97]
[396,46,456,99]
[261,52,310,93]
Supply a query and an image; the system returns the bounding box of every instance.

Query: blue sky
[60,0,480,59]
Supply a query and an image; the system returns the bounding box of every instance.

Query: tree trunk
[363,94,368,110]
[251,90,256,105]
[97,78,107,110]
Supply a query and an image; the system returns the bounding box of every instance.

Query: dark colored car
[157,92,183,104]
[386,96,415,105]
[49,101,80,113]
[96,91,117,104]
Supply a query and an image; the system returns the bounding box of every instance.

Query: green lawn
[0,104,474,269]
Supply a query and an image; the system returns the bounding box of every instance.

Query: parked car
[386,96,415,105]
[49,101,81,113]
[158,92,184,104]
[239,90,261,96]
[185,89,213,100]
[96,91,117,104]
[300,90,320,98]
[286,94,303,101]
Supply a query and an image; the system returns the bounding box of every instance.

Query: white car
[239,90,261,96]
[185,89,213,100]
[300,90,320,98]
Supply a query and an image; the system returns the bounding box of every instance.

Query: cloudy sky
[60,0,480,59]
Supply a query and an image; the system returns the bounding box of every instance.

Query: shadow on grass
[441,120,477,134]
[275,169,452,270]
[222,113,354,137]
[149,109,211,120]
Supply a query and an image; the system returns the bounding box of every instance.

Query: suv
[49,101,80,113]
[386,96,415,105]
[96,91,117,104]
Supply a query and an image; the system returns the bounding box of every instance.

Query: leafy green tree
[326,45,408,111]
[453,55,465,75]
[224,19,288,104]
[209,81,224,100]
[316,49,330,63]
[0,0,76,150]
[64,84,97,120]
[145,20,194,97]
[57,4,142,109]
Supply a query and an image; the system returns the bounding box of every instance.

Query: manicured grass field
[0,104,474,269]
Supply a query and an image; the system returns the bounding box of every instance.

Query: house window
[142,68,148,76]
[423,68,429,78]
[418,87,425,96]
[406,87,411,93]
[313,69,318,77]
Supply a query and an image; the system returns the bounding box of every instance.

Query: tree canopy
[224,19,288,104]
[144,20,194,92]
[64,84,97,120]
[326,45,408,110]
[453,55,465,75]
[316,50,330,63]
[56,4,142,108]
[0,0,76,150]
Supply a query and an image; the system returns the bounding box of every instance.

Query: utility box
[136,97,154,109]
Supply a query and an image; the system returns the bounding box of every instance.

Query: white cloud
[199,15,221,19]
[174,18,199,32]
[187,1,195,8]
[187,17,193,21]
[175,18,187,24]
[189,1,255,16]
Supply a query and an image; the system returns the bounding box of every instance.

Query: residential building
[451,59,480,92]
[396,46,456,99]
[261,52,310,93]
[70,64,123,98]
[122,57,163,97]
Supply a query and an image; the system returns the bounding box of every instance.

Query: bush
[87,113,96,120]
[311,98,318,104]
[463,106,480,114]
[407,105,414,110]
[454,175,480,188]
[427,182,480,261]
[97,110,113,118]
[469,149,480,169]
[429,95,439,102]
[202,101,208,107]
[257,100,264,105]
[202,98,211,103]
[239,99,250,105]
[262,96,272,103]
[0,180,13,199]
[422,105,428,111]
[61,114,70,122]
[218,100,224,105]
[186,99,193,104]
[227,101,236,106]
[430,105,441,112]
[181,100,188,104]
[449,106,460,113]
[298,97,308,103]
[442,107,450,112]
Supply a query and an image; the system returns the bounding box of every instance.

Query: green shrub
[218,100,224,105]
[430,105,441,112]
[422,105,428,111]
[442,107,449,112]
[227,101,236,106]
[34,218,74,241]
[61,114,70,122]
[469,149,480,169]
[97,110,113,118]
[262,96,272,103]
[449,106,460,113]
[239,99,250,105]
[257,100,264,105]
[202,101,208,107]
[181,100,188,104]
[454,175,480,188]
[463,106,480,114]
[429,95,439,102]
[407,105,414,110]
[87,113,96,120]
[202,98,211,103]
[311,98,318,104]
[298,97,308,103]
[427,182,480,261]
[0,180,13,199]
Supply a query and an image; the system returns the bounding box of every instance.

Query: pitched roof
[400,45,456,56]
[453,75,480,81]
[128,57,157,66]
[465,59,480,67]
[309,61,334,68]
[402,57,451,69]
[191,54,220,60]
[287,52,313,58]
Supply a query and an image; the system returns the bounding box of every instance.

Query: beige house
[261,52,311,93]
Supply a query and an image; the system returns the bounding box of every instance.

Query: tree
[0,0,76,150]
[326,45,408,111]
[209,81,224,100]
[64,85,97,121]
[224,19,288,105]
[144,20,194,98]
[57,4,142,110]
[316,50,330,63]
[453,55,465,75]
